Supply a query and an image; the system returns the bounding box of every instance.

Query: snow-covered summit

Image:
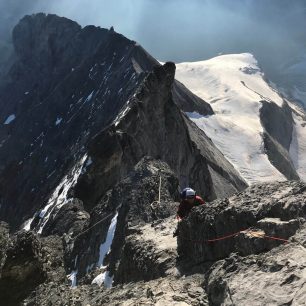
[176,53,306,184]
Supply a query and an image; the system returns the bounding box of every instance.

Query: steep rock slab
[207,243,306,306]
[74,62,246,211]
[116,216,178,284]
[289,102,306,181]
[260,100,299,180]
[178,181,306,263]
[0,13,150,228]
[67,157,179,281]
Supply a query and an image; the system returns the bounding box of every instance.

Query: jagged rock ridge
[0,13,224,230]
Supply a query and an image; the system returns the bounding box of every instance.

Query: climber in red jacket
[173,187,205,237]
[177,187,205,220]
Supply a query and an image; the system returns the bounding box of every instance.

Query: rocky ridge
[7,180,304,306]
[0,13,238,231]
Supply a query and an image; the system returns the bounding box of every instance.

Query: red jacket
[177,195,205,219]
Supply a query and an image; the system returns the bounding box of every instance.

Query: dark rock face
[0,13,152,228]
[260,100,299,180]
[206,242,306,305]
[178,181,306,263]
[41,198,90,237]
[0,230,65,306]
[173,79,214,115]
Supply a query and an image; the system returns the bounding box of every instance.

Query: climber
[173,187,205,237]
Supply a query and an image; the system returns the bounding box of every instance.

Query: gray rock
[178,181,306,263]
[0,230,65,305]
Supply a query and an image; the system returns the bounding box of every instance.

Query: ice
[114,105,131,127]
[86,157,93,167]
[55,117,62,125]
[4,114,16,125]
[176,53,286,184]
[68,270,78,288]
[23,217,34,231]
[85,91,94,103]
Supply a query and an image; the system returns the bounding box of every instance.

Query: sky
[1,0,306,79]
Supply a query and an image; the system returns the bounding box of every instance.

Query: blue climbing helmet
[180,187,196,200]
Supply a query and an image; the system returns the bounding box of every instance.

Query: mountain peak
[13,13,81,58]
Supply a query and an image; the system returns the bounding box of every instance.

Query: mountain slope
[0,14,246,229]
[176,53,306,184]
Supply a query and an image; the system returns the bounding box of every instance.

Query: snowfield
[176,53,296,184]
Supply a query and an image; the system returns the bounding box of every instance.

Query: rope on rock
[150,175,162,209]
[183,228,290,244]
[72,205,121,240]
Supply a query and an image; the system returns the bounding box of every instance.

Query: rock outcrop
[260,100,299,180]
[178,181,306,263]
[0,230,65,306]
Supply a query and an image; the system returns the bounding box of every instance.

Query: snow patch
[114,105,131,127]
[23,217,34,231]
[4,114,16,125]
[92,271,113,288]
[37,154,87,234]
[97,212,118,267]
[68,270,78,288]
[85,91,94,103]
[88,212,119,288]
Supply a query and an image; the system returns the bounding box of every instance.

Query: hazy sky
[1,0,306,78]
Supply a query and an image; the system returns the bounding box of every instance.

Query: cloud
[1,0,306,80]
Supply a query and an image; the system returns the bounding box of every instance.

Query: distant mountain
[176,53,306,183]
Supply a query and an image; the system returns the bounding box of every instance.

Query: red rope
[263,235,289,243]
[206,230,244,242]
[183,229,289,244]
